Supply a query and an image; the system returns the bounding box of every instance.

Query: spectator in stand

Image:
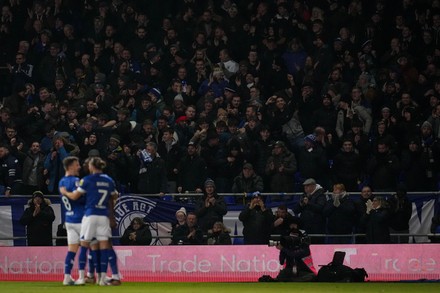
[171,207,187,238]
[366,141,400,192]
[388,184,412,243]
[239,192,273,244]
[293,178,327,244]
[157,127,181,193]
[232,163,264,194]
[2,0,440,207]
[332,138,361,191]
[134,142,167,195]
[297,134,328,186]
[361,196,391,244]
[177,141,207,193]
[430,210,440,243]
[120,217,152,246]
[272,205,297,237]
[0,144,23,197]
[265,140,297,193]
[171,212,204,245]
[355,185,374,243]
[206,221,232,245]
[20,141,46,195]
[324,183,356,244]
[200,130,226,181]
[195,179,227,234]
[19,191,55,246]
[345,119,372,166]
[401,138,436,191]
[311,93,338,135]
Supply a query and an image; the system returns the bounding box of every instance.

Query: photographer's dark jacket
[278,230,317,277]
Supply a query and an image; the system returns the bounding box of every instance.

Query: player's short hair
[63,156,79,170]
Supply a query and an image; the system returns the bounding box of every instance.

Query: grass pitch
[1,282,439,293]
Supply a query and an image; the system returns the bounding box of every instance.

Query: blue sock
[88,250,98,276]
[78,246,88,270]
[99,249,109,276]
[108,248,119,275]
[64,251,76,274]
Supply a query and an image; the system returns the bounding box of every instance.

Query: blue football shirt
[59,175,85,223]
[77,173,116,216]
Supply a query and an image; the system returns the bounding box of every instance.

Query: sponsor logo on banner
[114,196,157,237]
[0,245,439,282]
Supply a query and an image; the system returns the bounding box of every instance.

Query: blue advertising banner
[0,193,438,246]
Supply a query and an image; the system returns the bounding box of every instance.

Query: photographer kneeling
[273,219,317,282]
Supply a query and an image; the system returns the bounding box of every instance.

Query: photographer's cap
[303,178,316,186]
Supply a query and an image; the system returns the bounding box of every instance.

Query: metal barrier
[2,233,438,244]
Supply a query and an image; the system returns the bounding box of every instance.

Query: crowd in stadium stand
[1,0,440,196]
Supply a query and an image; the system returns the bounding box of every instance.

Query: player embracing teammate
[59,156,121,286]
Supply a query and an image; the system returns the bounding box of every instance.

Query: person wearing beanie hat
[149,88,161,98]
[19,190,55,246]
[421,120,432,129]
[109,134,121,144]
[195,178,227,233]
[176,207,187,217]
[239,189,273,244]
[174,93,184,102]
[204,178,216,188]
[171,207,187,241]
[304,134,316,144]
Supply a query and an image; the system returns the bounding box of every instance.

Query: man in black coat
[361,196,391,244]
[332,138,361,192]
[239,193,273,244]
[135,142,168,195]
[19,191,55,246]
[293,178,327,244]
[177,141,207,193]
[324,184,356,244]
[388,185,412,243]
[171,212,204,245]
[195,179,227,233]
[366,141,400,192]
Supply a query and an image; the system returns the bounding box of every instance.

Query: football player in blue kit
[61,156,121,286]
[59,156,83,285]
